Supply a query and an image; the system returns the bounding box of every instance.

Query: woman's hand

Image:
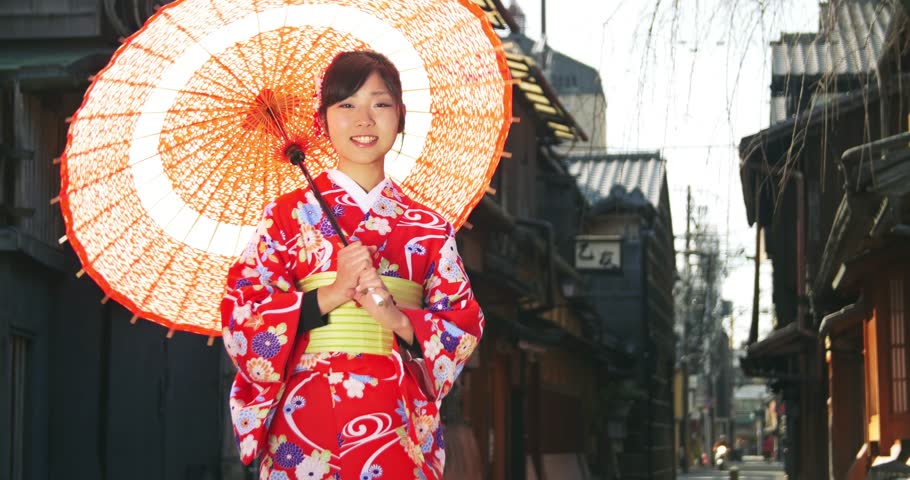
[318,241,376,314]
[354,268,415,343]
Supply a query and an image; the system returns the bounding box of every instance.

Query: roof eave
[738,87,879,226]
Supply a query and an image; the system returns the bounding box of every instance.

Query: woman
[220,51,483,480]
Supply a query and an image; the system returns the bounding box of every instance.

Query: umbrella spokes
[244,88,304,141]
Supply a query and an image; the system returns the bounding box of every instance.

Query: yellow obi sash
[297,272,424,355]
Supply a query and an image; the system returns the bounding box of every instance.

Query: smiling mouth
[351,135,378,146]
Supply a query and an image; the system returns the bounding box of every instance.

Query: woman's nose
[355,110,374,126]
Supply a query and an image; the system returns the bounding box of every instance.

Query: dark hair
[318,51,405,133]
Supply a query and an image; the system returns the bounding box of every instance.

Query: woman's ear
[398,104,406,133]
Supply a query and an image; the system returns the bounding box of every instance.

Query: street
[678,456,786,480]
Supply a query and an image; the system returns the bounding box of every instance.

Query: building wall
[581,200,676,479]
[2,249,225,480]
[585,217,642,341]
[2,253,55,480]
[556,93,607,149]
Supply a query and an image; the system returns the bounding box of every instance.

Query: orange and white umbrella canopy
[60,0,512,336]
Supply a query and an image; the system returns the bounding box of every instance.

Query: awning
[818,301,865,338]
[747,323,816,357]
[742,323,816,378]
[833,241,910,293]
[0,47,113,91]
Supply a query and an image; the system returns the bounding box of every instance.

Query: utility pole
[680,186,692,472]
[538,0,549,69]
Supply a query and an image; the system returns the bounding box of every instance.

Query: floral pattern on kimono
[221,171,484,479]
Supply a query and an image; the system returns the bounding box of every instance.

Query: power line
[603,143,738,151]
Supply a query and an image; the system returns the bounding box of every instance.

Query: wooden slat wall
[0,0,100,39]
[13,90,73,247]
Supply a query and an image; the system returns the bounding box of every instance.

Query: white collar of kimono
[326,169,392,214]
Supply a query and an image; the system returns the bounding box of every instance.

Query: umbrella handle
[284,144,349,247]
[284,143,386,308]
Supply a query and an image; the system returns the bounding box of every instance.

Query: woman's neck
[337,162,385,192]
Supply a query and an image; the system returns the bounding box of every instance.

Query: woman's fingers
[338,245,371,267]
[357,267,382,283]
[335,241,378,290]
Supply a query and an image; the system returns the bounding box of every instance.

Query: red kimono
[221,170,483,480]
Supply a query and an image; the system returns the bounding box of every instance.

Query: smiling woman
[319,53,405,190]
[220,51,486,480]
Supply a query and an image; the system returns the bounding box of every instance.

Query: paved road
[678,456,786,480]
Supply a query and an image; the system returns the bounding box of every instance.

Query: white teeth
[351,136,378,143]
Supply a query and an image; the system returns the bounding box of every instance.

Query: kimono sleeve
[401,225,484,400]
[220,201,302,385]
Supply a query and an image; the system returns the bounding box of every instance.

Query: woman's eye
[375,102,392,108]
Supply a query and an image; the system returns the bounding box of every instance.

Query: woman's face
[324,71,402,171]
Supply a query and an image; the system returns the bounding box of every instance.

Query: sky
[510,0,819,347]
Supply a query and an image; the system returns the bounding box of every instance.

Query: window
[9,334,29,480]
[892,275,907,414]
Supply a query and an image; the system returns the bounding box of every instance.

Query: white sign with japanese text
[575,236,622,271]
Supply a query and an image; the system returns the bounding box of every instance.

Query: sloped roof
[565,152,666,210]
[768,0,893,124]
[508,33,604,96]
[470,0,520,31]
[771,0,891,78]
[503,40,588,142]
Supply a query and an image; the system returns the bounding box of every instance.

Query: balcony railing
[0,0,169,40]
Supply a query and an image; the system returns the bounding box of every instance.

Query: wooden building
[0,3,226,480]
[566,152,678,480]
[814,5,910,477]
[451,5,639,479]
[738,1,910,478]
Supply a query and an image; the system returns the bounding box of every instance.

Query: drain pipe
[795,171,806,330]
[743,164,807,332]
[515,218,556,311]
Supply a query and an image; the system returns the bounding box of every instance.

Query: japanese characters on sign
[575,235,622,271]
